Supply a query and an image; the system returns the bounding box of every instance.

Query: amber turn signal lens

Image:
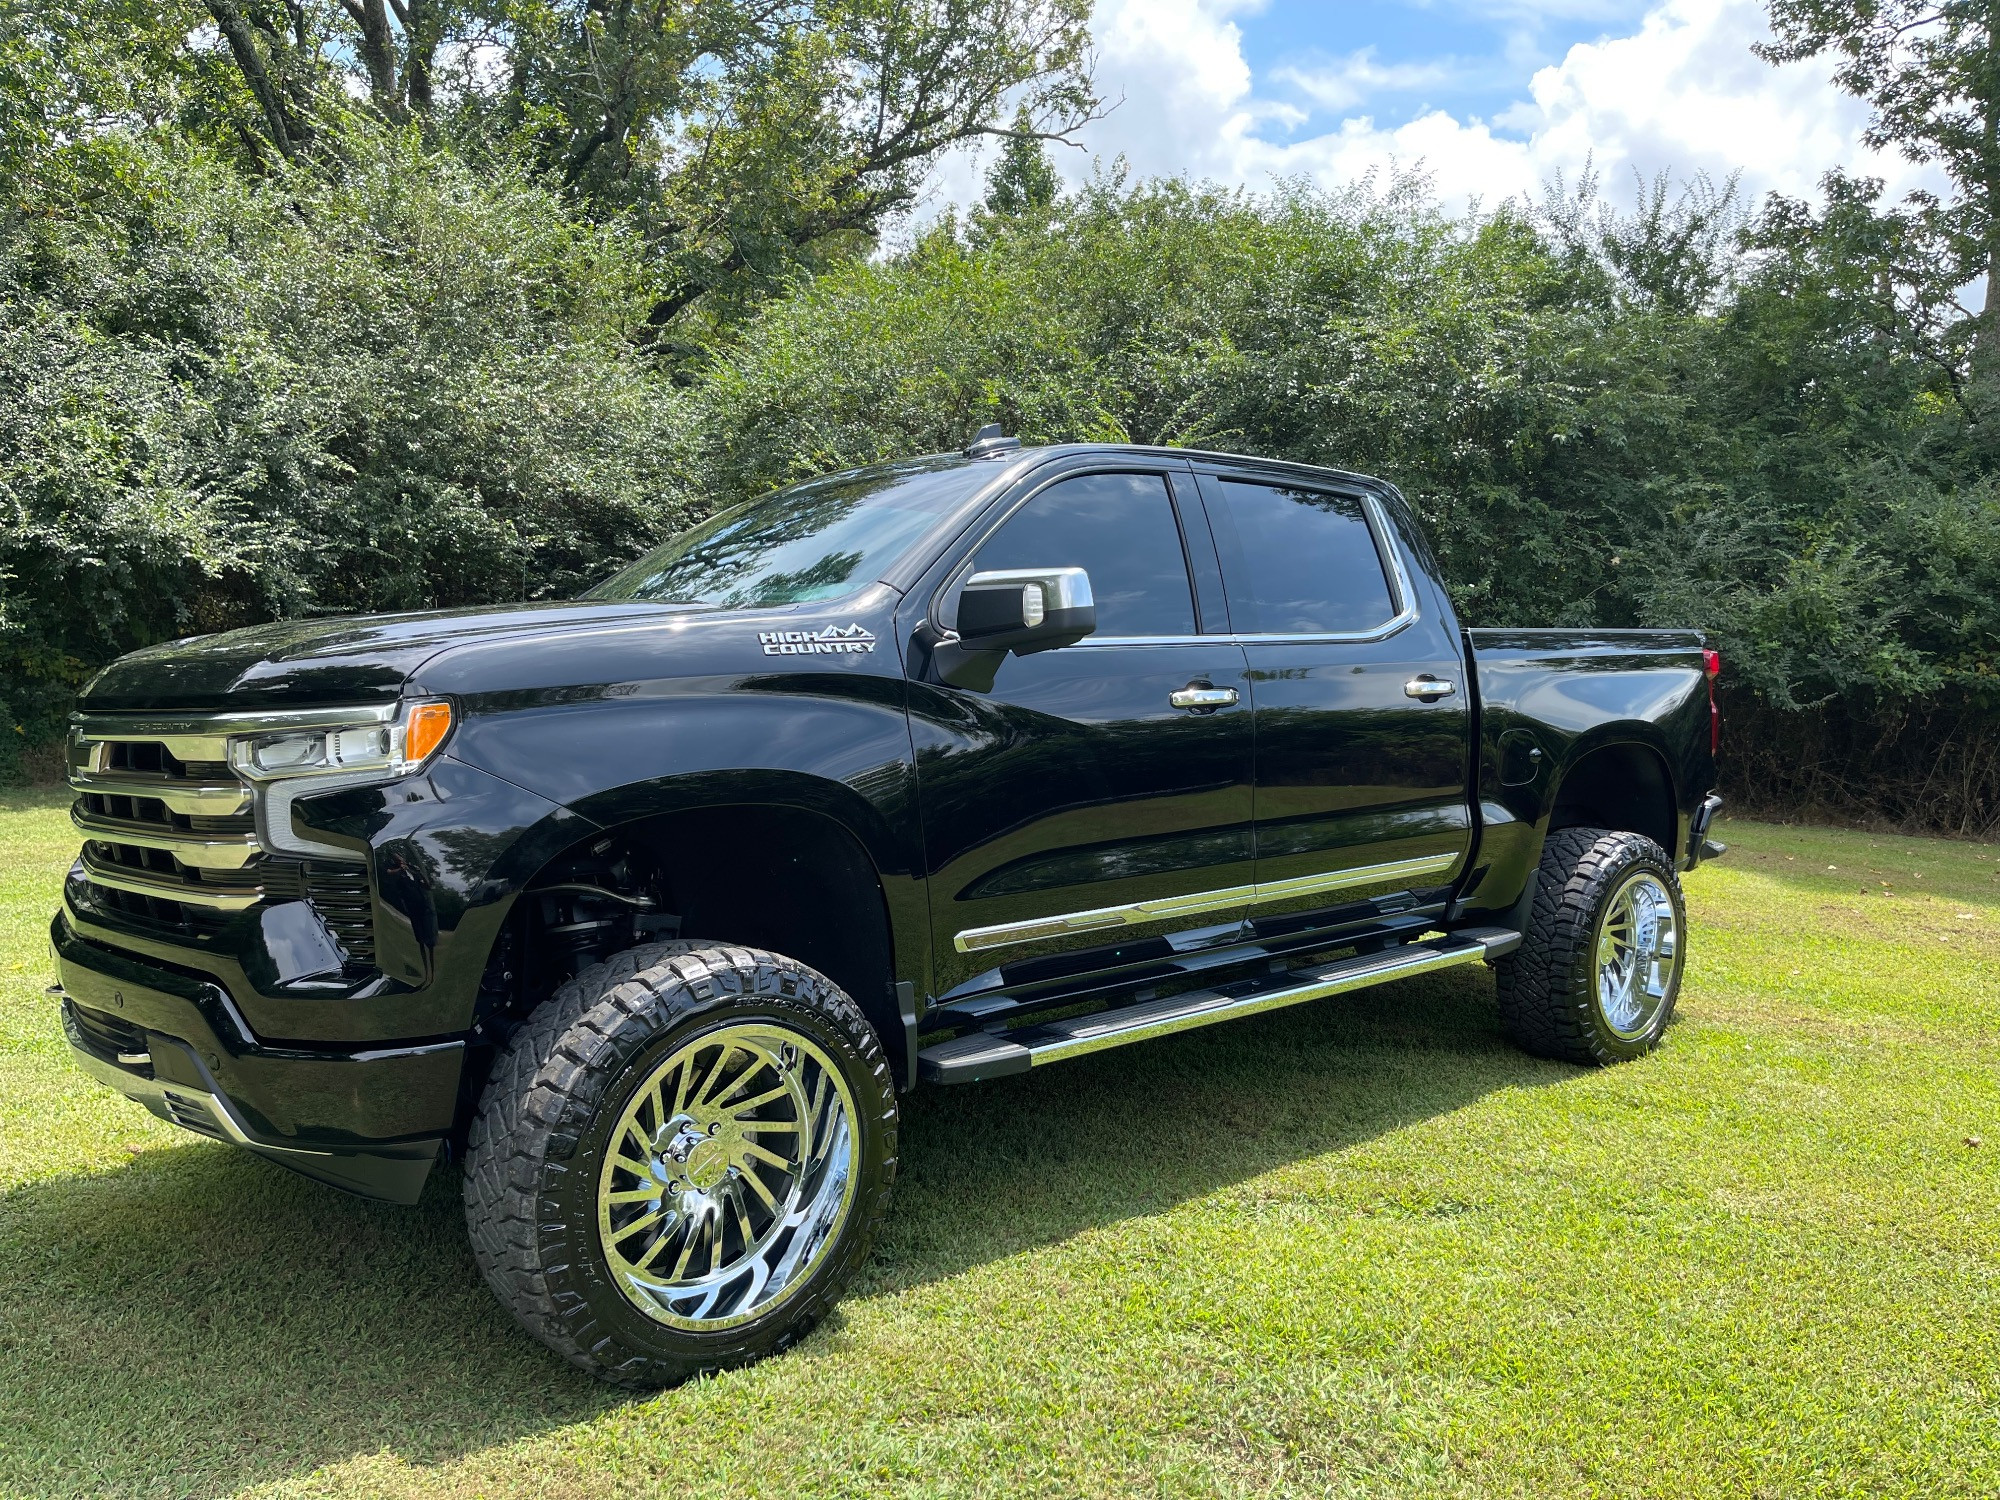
[404,701,453,765]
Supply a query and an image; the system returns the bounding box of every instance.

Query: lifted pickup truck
[51,434,1724,1385]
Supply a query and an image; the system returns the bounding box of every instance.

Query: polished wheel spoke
[596,1021,860,1331]
[737,1161,779,1210]
[728,1082,792,1115]
[618,1121,652,1163]
[637,1223,681,1272]
[613,1207,671,1240]
[713,1057,777,1108]
[669,1215,706,1280]
[1594,872,1678,1039]
[739,1140,791,1171]
[694,1045,741,1108]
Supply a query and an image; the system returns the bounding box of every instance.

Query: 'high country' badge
[759,625,878,656]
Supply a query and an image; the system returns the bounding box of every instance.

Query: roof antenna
[964,423,1022,459]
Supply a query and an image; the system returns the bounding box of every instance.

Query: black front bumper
[51,915,463,1203]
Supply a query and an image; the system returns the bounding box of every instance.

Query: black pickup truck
[50,434,1724,1385]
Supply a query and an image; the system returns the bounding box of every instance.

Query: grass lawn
[2,790,1997,1498]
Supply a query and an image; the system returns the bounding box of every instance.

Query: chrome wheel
[595,1022,858,1331]
[1594,870,1679,1039]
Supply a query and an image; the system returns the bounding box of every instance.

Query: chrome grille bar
[68,772,250,818]
[77,850,264,911]
[69,711,270,914]
[71,808,260,869]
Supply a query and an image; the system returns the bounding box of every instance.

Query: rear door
[1191,465,1475,924]
[904,459,1256,997]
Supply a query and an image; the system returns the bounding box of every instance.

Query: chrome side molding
[953,850,1463,953]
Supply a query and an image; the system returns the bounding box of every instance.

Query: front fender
[427,676,926,996]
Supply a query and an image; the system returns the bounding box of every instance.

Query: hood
[77,601,697,712]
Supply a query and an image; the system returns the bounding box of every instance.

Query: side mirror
[934,567,1096,689]
[957,568,1096,654]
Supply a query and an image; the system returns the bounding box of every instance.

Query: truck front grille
[85,884,235,939]
[67,713,378,972]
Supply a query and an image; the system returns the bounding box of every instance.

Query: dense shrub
[0,136,690,765]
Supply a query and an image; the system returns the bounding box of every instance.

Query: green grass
[3,793,1999,1498]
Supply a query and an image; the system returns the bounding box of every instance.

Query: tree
[153,0,1098,326]
[981,103,1061,215]
[1758,1,2000,405]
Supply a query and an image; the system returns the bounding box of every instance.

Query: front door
[906,464,1256,997]
[1192,467,1475,923]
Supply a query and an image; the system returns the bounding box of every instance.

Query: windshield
[587,457,986,607]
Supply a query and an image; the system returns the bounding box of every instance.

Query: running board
[918,927,1522,1085]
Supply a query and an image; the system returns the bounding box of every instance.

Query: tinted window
[968,473,1196,637]
[588,458,984,608]
[1208,480,1397,634]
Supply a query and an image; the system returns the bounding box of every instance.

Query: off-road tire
[463,941,898,1387]
[1495,827,1686,1066]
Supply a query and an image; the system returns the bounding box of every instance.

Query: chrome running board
[918,927,1521,1085]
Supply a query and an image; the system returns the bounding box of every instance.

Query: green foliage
[981,105,1063,217]
[1758,1,2000,397]
[48,0,1098,326]
[0,133,688,762]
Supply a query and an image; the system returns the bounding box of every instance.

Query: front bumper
[51,914,462,1203]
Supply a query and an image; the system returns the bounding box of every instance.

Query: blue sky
[927,0,1937,221]
[1233,1,1655,138]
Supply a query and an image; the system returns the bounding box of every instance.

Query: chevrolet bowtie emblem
[758,624,879,656]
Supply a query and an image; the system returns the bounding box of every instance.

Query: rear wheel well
[1547,742,1677,861]
[475,804,900,1086]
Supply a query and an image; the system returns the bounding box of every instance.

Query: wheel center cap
[664,1129,730,1191]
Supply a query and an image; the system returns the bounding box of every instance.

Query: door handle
[1404,677,1456,700]
[1170,684,1239,711]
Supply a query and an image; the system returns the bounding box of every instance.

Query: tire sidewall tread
[1495,827,1686,1067]
[463,941,898,1388]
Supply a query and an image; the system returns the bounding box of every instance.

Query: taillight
[1703,649,1721,756]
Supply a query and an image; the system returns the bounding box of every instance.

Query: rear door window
[1205,479,1398,635]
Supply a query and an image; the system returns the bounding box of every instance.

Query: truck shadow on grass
[0,967,1570,1496]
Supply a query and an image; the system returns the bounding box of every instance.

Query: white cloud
[1271,49,1466,112]
[928,0,1947,219]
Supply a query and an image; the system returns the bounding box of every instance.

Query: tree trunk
[340,0,406,123]
[205,0,304,159]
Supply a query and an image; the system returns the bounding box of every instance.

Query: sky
[927,0,1945,220]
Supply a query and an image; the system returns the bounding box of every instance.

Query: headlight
[228,700,454,859]
[232,701,453,784]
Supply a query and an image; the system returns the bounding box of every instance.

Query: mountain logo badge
[757,624,879,656]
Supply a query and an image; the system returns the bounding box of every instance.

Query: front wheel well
[479,803,901,1080]
[1546,741,1677,861]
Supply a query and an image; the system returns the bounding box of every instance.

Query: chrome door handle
[1405,677,1456,700]
[1170,685,1239,711]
